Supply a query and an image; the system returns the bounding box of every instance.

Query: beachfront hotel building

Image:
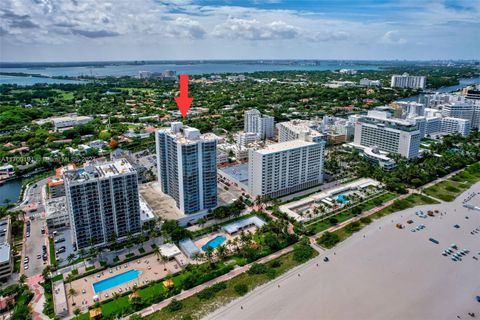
[156,122,218,215]
[63,159,141,249]
[390,73,426,89]
[244,109,275,139]
[248,136,325,198]
[441,103,480,129]
[353,110,421,159]
[440,117,471,137]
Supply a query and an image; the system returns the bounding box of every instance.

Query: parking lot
[52,229,77,267]
[23,215,48,277]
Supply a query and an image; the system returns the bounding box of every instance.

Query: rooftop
[157,122,218,145]
[277,120,324,138]
[63,159,136,182]
[254,139,317,155]
[0,217,10,244]
[45,197,67,217]
[223,216,266,234]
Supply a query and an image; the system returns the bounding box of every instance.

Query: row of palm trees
[191,230,256,266]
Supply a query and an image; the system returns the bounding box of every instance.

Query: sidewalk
[28,274,48,320]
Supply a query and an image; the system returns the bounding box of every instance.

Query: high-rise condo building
[353,111,421,159]
[63,159,141,249]
[156,122,217,215]
[248,136,325,198]
[244,109,275,139]
[390,73,426,89]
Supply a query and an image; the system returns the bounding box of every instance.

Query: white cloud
[165,17,206,39]
[380,30,407,45]
[0,0,478,60]
[212,18,300,40]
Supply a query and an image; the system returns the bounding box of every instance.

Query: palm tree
[67,253,75,265]
[192,252,205,263]
[78,249,85,260]
[205,247,215,266]
[160,254,169,272]
[154,246,161,261]
[67,288,77,305]
[19,274,27,285]
[216,245,227,261]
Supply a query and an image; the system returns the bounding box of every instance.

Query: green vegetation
[142,249,317,320]
[348,132,480,194]
[48,237,57,268]
[305,192,397,234]
[317,193,438,248]
[73,218,297,319]
[424,163,480,201]
[292,237,316,263]
[0,282,34,319]
[1,66,477,177]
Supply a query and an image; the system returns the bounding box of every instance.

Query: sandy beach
[205,182,480,320]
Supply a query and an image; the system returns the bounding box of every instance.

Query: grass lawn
[317,193,439,248]
[49,237,57,268]
[306,192,397,234]
[424,163,480,202]
[143,250,318,320]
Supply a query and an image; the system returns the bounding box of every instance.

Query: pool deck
[68,252,183,315]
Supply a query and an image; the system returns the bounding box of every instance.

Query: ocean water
[0,61,380,79]
[0,75,86,85]
[0,178,22,205]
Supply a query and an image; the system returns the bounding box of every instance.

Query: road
[18,178,50,278]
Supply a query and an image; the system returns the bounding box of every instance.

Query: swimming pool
[93,269,141,294]
[336,194,349,204]
[202,235,227,251]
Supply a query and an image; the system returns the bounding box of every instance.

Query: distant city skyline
[1,0,479,62]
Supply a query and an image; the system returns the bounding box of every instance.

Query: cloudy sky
[0,0,479,62]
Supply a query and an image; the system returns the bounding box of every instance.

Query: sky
[0,0,479,62]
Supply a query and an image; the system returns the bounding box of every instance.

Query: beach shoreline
[205,182,480,320]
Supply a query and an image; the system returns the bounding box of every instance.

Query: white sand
[205,182,480,320]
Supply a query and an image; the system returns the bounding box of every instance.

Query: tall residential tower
[156,122,218,214]
[244,109,275,139]
[63,159,141,249]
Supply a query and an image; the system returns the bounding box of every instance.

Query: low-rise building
[0,164,15,180]
[46,197,70,230]
[35,114,93,132]
[359,78,381,86]
[0,217,13,281]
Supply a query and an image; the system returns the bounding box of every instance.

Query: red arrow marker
[175,74,193,118]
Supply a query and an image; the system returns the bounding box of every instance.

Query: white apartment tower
[244,109,275,139]
[390,73,426,89]
[156,122,218,215]
[248,136,325,198]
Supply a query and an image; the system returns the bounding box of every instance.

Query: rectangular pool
[93,269,141,294]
